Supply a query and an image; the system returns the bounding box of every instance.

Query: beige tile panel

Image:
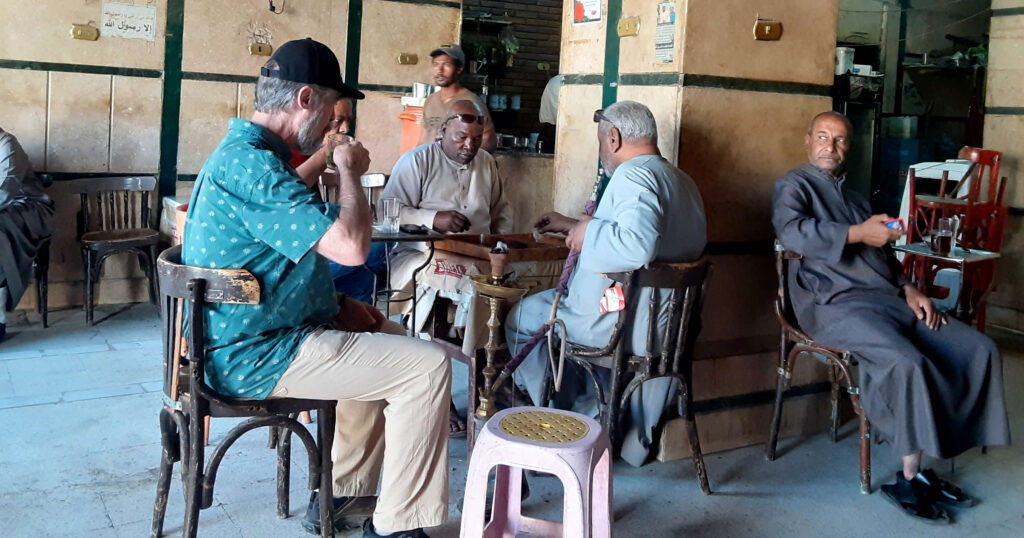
[46,72,112,173]
[0,0,165,69]
[617,85,682,165]
[988,215,1024,316]
[359,0,461,87]
[177,80,238,175]
[560,0,607,75]
[237,83,256,119]
[495,154,555,233]
[658,393,833,460]
[552,83,603,215]
[0,69,49,169]
[993,0,1024,8]
[682,0,837,85]
[618,0,685,74]
[182,0,335,76]
[329,1,350,72]
[110,76,162,173]
[354,91,405,177]
[982,114,1024,208]
[986,15,1024,108]
[693,350,829,402]
[679,88,831,243]
[700,254,778,343]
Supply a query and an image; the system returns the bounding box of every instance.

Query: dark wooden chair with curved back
[71,176,160,325]
[151,246,338,538]
[545,257,713,495]
[766,240,872,494]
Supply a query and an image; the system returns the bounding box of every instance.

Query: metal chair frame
[766,241,871,494]
[151,246,337,538]
[544,257,713,495]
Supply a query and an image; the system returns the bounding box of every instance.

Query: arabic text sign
[101,2,158,42]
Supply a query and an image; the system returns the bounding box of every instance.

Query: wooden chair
[151,246,338,538]
[545,257,713,495]
[904,148,1008,329]
[766,241,871,494]
[71,176,159,325]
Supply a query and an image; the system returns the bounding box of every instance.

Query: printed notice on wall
[101,2,158,42]
[572,0,602,26]
[655,2,676,63]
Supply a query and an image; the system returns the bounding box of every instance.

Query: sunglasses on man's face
[444,113,487,126]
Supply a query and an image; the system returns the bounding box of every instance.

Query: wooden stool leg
[277,427,292,518]
[85,249,96,325]
[204,416,211,446]
[35,239,50,328]
[858,408,871,494]
[317,406,337,538]
[151,408,177,538]
[184,413,205,538]
[766,340,789,461]
[679,378,710,495]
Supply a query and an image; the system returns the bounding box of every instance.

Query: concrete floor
[1,303,1022,537]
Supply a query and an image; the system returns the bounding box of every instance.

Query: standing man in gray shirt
[0,127,54,341]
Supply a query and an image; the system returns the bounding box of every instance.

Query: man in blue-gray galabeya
[505,101,707,466]
[772,111,1008,524]
[184,38,449,538]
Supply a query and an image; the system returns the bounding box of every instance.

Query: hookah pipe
[475,169,604,418]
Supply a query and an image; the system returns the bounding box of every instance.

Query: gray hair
[254,59,338,114]
[598,100,658,145]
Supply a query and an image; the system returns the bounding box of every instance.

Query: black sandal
[917,469,975,508]
[880,473,951,525]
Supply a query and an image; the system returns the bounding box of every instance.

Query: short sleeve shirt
[183,118,339,399]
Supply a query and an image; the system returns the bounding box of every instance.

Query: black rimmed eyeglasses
[444,113,487,126]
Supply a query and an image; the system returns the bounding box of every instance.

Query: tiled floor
[1,303,1022,537]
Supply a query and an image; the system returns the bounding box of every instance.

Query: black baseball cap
[261,38,365,100]
[429,43,466,67]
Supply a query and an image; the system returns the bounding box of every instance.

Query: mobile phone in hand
[884,218,905,232]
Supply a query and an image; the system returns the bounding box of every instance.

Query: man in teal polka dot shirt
[184,39,450,538]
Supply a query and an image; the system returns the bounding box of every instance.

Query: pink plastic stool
[460,406,612,538]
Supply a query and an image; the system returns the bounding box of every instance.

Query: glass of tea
[324,133,349,171]
[929,218,955,256]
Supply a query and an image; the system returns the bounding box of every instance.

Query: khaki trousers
[269,321,450,532]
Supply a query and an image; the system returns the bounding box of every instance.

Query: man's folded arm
[771,181,847,263]
[313,171,372,266]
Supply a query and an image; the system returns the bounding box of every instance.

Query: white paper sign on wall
[101,2,158,42]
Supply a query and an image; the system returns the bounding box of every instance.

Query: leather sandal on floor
[449,401,467,438]
[880,473,951,525]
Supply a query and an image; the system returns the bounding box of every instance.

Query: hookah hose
[488,188,601,396]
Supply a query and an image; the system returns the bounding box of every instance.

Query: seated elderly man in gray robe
[0,127,55,341]
[772,111,1009,523]
[505,101,706,466]
[381,99,512,310]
